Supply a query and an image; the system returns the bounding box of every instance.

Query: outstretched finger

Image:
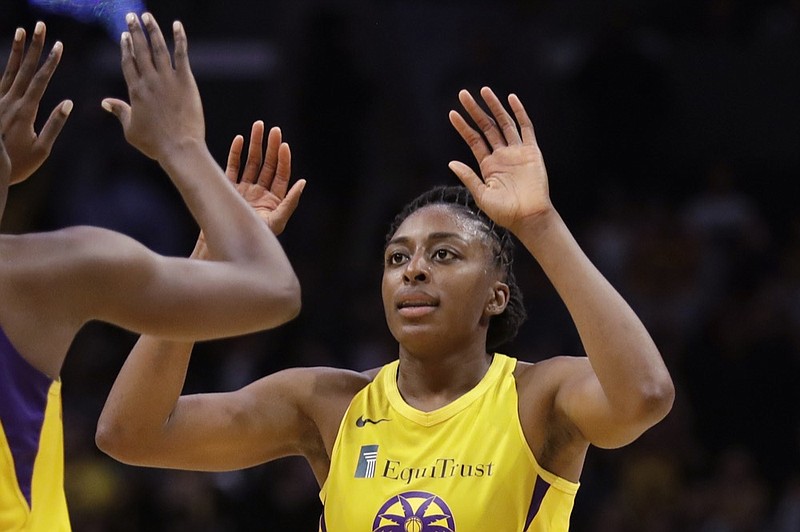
[481,87,521,145]
[457,89,507,150]
[225,134,244,184]
[35,99,72,154]
[10,22,46,97]
[172,21,192,78]
[0,28,25,95]
[141,13,172,72]
[257,126,281,190]
[269,142,291,199]
[508,93,537,145]
[24,40,62,105]
[125,13,154,74]
[449,110,491,163]
[241,121,265,184]
[119,32,139,88]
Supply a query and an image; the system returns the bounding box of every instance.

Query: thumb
[36,100,73,155]
[448,160,483,194]
[101,98,131,127]
[270,179,306,235]
[280,179,306,217]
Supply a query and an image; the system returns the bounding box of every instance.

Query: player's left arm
[448,86,674,448]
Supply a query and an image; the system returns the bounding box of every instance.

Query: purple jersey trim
[0,326,51,508]
[524,475,551,529]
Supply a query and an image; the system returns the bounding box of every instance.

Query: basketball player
[0,14,301,531]
[97,86,674,531]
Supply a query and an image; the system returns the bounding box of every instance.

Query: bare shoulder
[283,365,375,400]
[0,227,101,314]
[513,355,592,392]
[0,227,125,376]
[2,225,117,246]
[246,365,376,463]
[40,225,143,259]
[1,226,136,270]
[0,225,143,312]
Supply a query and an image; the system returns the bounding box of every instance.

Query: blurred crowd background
[2,0,800,530]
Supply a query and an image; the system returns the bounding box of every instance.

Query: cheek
[380,273,395,313]
[445,277,492,315]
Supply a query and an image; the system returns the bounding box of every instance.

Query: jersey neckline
[381,353,512,427]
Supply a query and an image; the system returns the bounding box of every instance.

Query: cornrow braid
[385,185,527,352]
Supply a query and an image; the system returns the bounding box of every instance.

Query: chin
[394,328,452,356]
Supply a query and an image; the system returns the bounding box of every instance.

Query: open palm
[192,122,304,260]
[448,87,552,233]
[224,121,304,236]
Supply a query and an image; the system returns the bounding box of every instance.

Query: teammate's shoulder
[10,225,113,240]
[0,226,93,268]
[55,225,134,247]
[2,226,127,253]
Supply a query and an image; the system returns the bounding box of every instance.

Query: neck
[396,346,493,412]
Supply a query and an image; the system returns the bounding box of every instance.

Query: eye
[433,248,455,261]
[385,251,408,266]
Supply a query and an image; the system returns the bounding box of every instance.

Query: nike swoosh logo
[355,415,390,427]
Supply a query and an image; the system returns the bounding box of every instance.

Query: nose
[403,252,429,284]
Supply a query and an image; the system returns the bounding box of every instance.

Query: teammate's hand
[102,13,204,162]
[0,22,72,183]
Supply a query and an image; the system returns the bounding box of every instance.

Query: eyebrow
[386,232,471,248]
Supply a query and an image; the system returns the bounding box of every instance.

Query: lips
[395,293,439,318]
[396,295,438,309]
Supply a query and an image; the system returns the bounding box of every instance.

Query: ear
[485,281,510,317]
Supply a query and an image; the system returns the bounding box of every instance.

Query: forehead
[390,204,489,242]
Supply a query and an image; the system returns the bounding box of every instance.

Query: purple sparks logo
[371,490,456,532]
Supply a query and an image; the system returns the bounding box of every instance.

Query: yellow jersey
[320,354,578,531]
[0,326,70,531]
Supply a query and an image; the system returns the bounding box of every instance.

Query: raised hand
[192,121,305,259]
[0,22,72,184]
[224,121,305,236]
[447,87,551,233]
[101,13,204,162]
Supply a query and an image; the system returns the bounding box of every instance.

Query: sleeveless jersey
[0,326,71,531]
[320,354,579,531]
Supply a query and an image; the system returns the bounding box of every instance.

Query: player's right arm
[96,335,365,485]
[97,120,358,485]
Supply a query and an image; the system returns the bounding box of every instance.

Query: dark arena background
[2,0,799,530]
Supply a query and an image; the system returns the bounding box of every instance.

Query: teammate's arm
[0,16,301,379]
[94,13,301,335]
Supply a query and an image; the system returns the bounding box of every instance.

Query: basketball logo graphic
[372,491,455,532]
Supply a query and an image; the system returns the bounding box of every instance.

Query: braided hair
[385,185,527,352]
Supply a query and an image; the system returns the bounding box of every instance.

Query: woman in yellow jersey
[98,86,675,531]
[0,14,301,531]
